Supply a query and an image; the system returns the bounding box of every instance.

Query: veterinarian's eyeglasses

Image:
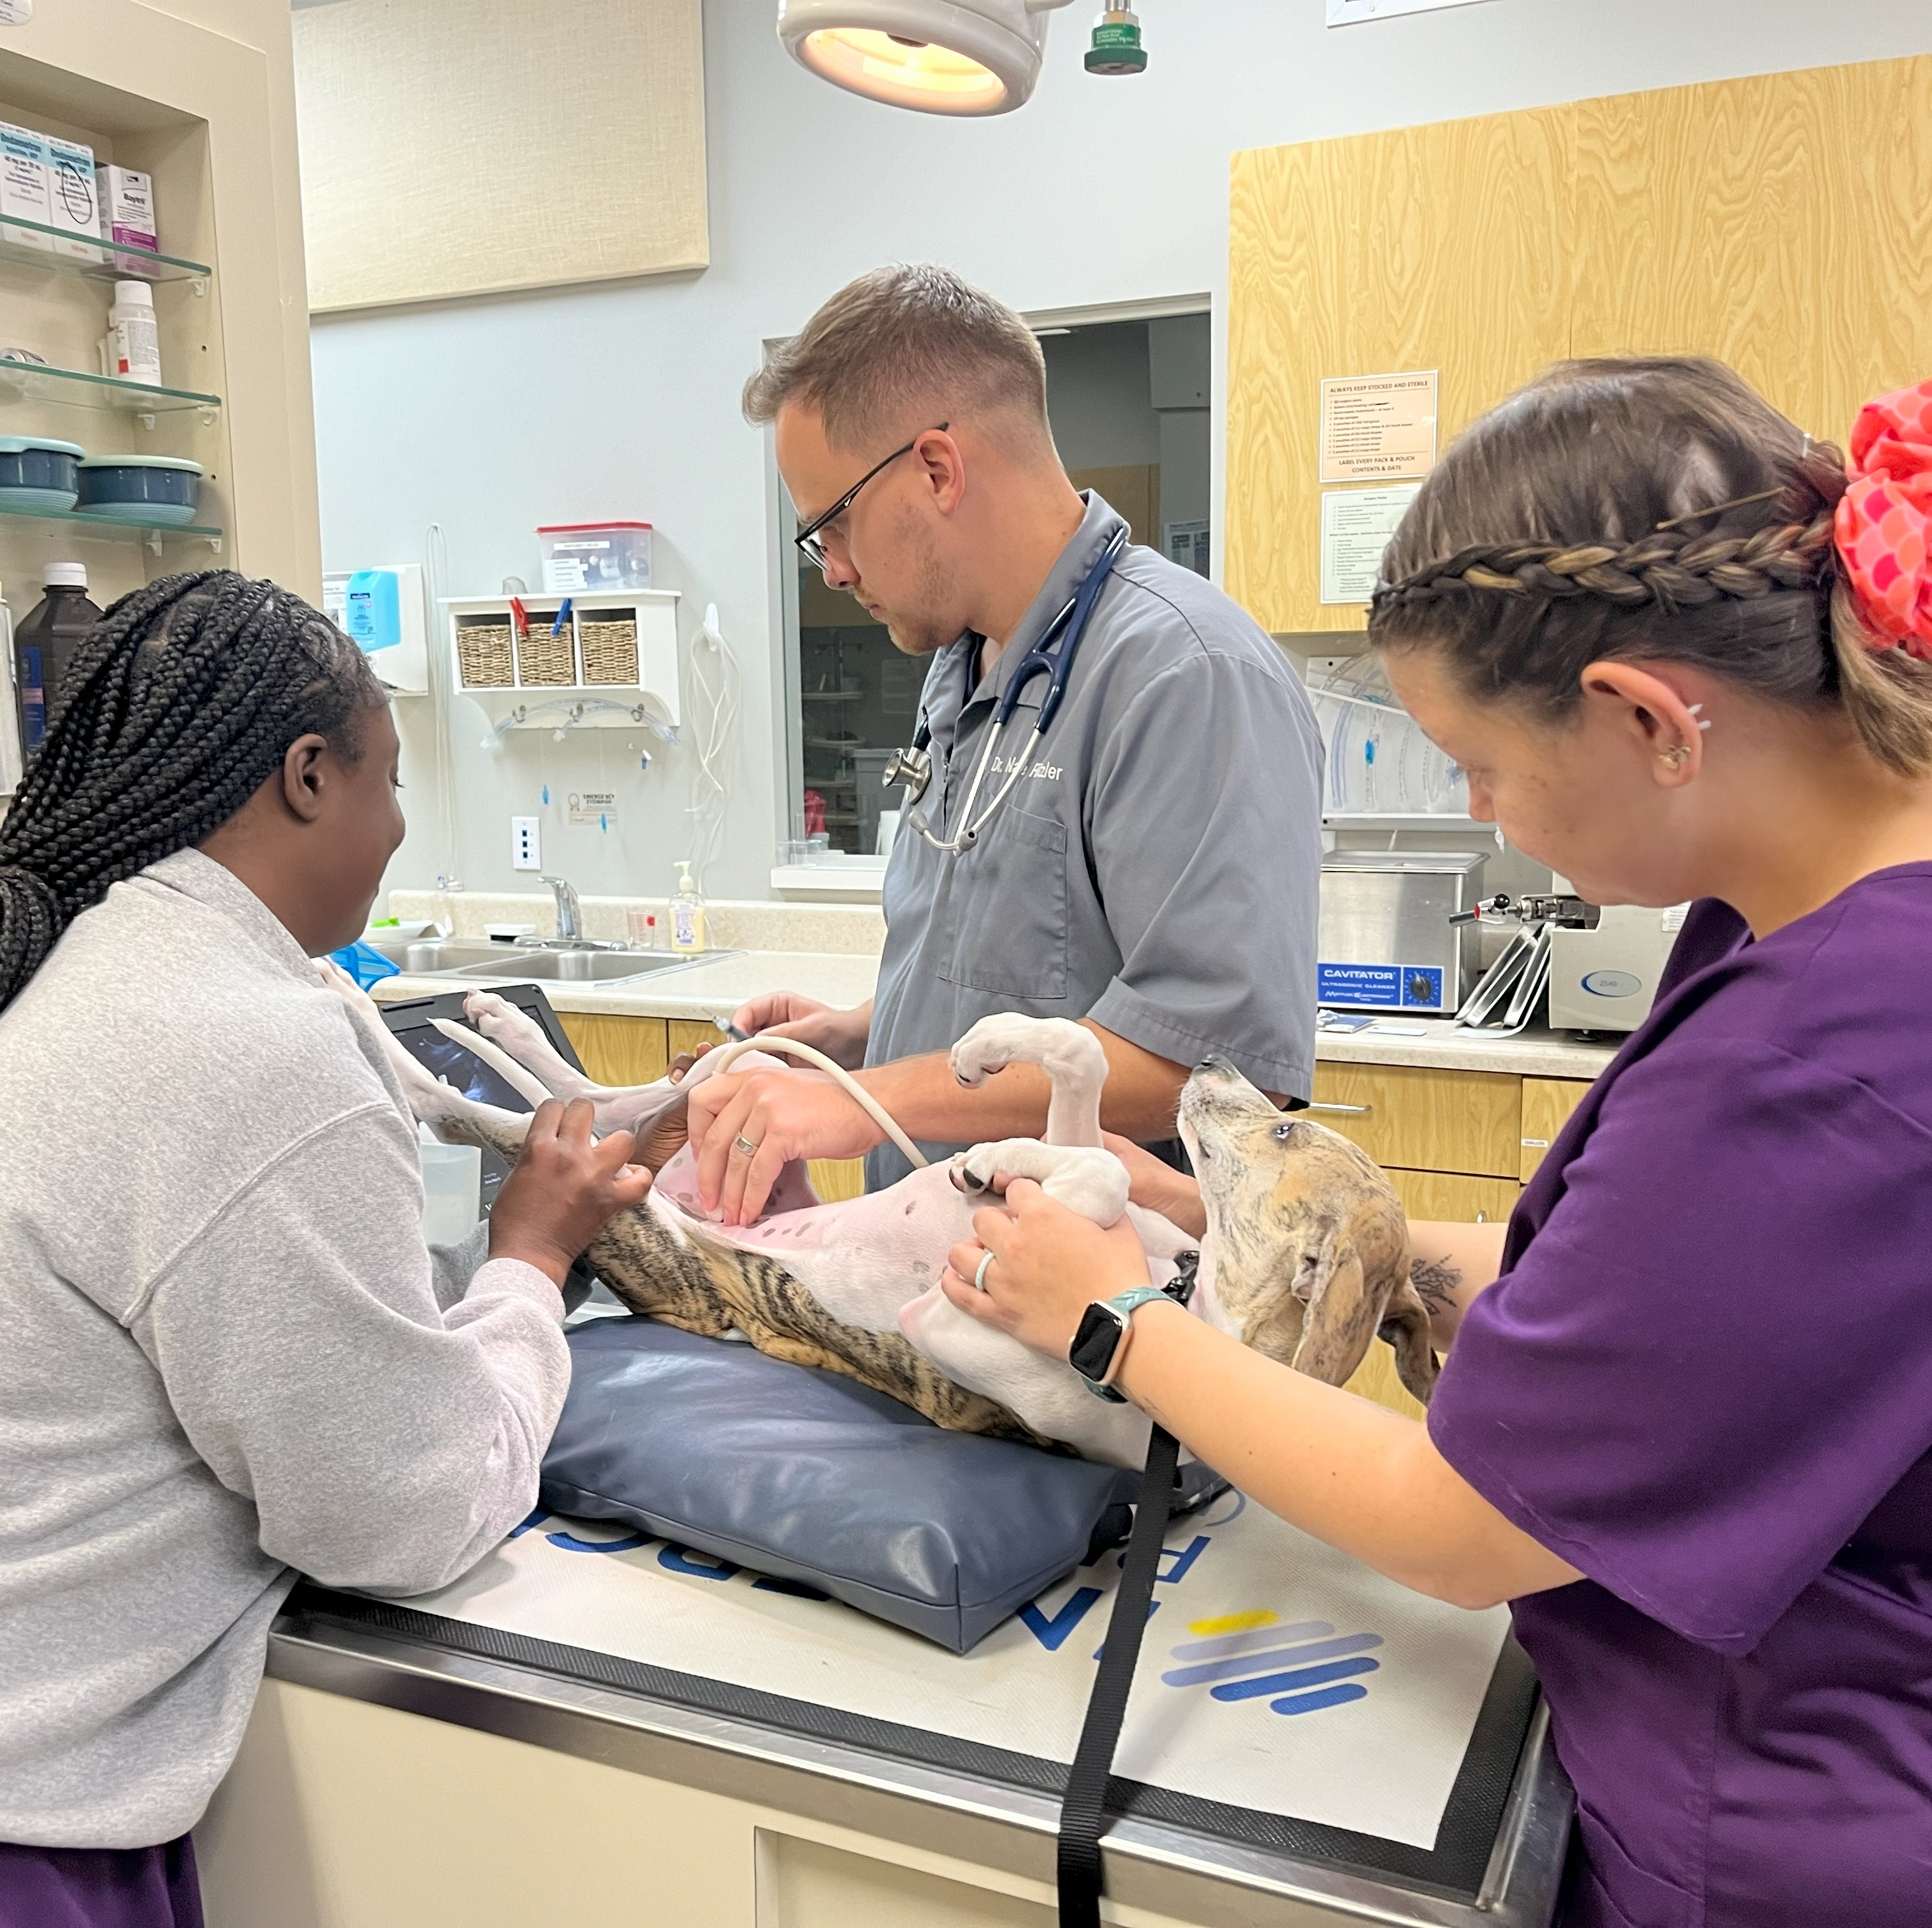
[794,427,947,572]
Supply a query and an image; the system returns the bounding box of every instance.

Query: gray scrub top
[864,492,1323,1189]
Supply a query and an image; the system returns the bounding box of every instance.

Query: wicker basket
[579,617,639,685]
[456,620,514,688]
[515,618,577,686]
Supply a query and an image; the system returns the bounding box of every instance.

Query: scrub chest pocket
[938,805,1070,1001]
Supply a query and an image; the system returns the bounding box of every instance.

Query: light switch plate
[511,816,541,871]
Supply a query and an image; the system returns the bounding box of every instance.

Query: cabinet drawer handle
[1306,1102,1372,1116]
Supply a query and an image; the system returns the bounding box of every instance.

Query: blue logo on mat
[1160,1612,1381,1716]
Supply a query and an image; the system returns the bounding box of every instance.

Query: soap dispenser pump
[669,860,708,954]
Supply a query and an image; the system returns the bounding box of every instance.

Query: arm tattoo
[1410,1255,1463,1316]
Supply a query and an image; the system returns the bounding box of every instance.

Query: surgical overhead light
[777,0,1145,117]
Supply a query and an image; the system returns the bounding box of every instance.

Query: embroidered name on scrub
[990,755,1064,780]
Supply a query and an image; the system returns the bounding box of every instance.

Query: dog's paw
[463,989,552,1062]
[951,1139,1129,1225]
[948,1150,998,1195]
[949,1014,1102,1089]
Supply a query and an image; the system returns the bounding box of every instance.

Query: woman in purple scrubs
[940,357,1932,1927]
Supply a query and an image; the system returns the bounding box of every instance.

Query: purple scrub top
[1430,865,1932,1928]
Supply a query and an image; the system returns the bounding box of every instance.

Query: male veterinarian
[689,264,1323,1224]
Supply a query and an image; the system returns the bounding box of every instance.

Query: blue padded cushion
[540,1316,1141,1652]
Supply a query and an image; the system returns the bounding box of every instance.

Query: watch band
[1072,1284,1176,1403]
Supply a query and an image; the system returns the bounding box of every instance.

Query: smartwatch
[1068,1285,1177,1403]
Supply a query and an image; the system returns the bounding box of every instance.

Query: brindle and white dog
[324,972,1437,1465]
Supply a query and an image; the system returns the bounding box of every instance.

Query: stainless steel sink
[459,949,711,983]
[368,938,522,973]
[367,933,730,986]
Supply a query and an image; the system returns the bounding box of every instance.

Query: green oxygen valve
[1085,2,1147,75]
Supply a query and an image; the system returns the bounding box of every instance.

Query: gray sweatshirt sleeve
[428,1220,492,1311]
[129,1102,570,1598]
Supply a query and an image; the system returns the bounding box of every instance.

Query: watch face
[1070,1302,1124,1383]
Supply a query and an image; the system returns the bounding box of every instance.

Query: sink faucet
[541,874,582,942]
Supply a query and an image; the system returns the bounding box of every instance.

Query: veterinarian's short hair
[742,264,1050,455]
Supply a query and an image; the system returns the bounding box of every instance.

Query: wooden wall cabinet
[1227,54,1932,638]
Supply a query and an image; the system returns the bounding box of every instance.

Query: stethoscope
[882,525,1126,854]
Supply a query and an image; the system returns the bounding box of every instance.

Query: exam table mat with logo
[536,1317,1166,1652]
[300,1442,1520,1874]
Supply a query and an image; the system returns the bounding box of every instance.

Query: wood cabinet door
[1383,1167,1521,1225]
[1227,106,1573,636]
[1307,1063,1522,1178]
[558,1012,669,1086]
[1571,57,1932,456]
[667,1018,721,1062]
[1519,1077,1595,1181]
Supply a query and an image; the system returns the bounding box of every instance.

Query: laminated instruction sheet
[398,1488,1512,1851]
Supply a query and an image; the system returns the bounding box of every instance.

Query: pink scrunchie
[1835,379,1932,661]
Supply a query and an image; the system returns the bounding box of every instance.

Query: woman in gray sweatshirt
[0,573,650,1927]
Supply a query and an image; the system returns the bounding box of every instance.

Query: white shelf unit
[443,588,681,731]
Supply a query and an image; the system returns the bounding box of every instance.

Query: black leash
[1056,1419,1180,1927]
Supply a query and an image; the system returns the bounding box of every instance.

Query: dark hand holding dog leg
[490,1098,651,1287]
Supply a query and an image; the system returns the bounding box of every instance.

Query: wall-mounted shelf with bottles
[0,214,211,289]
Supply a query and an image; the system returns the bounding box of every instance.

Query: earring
[1660,744,1691,768]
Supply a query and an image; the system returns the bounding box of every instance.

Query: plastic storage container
[538,521,651,592]
[76,453,201,525]
[0,436,84,514]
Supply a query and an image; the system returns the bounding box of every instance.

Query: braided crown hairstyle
[1368,356,1932,778]
[0,569,384,1013]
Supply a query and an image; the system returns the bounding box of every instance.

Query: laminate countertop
[372,952,1616,1081]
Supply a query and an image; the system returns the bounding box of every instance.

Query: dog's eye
[1271,1121,1294,1141]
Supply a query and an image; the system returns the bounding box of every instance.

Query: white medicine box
[98,164,157,254]
[0,122,50,252]
[45,136,98,262]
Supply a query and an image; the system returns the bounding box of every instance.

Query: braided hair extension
[1366,356,1932,777]
[0,569,384,1012]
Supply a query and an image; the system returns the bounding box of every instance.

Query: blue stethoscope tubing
[896,525,1128,854]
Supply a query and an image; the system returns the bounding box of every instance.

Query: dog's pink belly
[649,1157,978,1333]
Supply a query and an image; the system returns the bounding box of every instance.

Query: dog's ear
[1377,1282,1441,1406]
[1286,1242,1382,1389]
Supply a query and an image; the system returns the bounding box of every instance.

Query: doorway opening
[780,302,1210,856]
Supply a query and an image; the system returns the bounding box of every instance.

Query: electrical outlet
[511,816,541,872]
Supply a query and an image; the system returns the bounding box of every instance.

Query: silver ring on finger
[732,1134,760,1158]
[973,1250,996,1293]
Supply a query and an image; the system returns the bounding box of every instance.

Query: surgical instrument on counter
[885,525,1127,854]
